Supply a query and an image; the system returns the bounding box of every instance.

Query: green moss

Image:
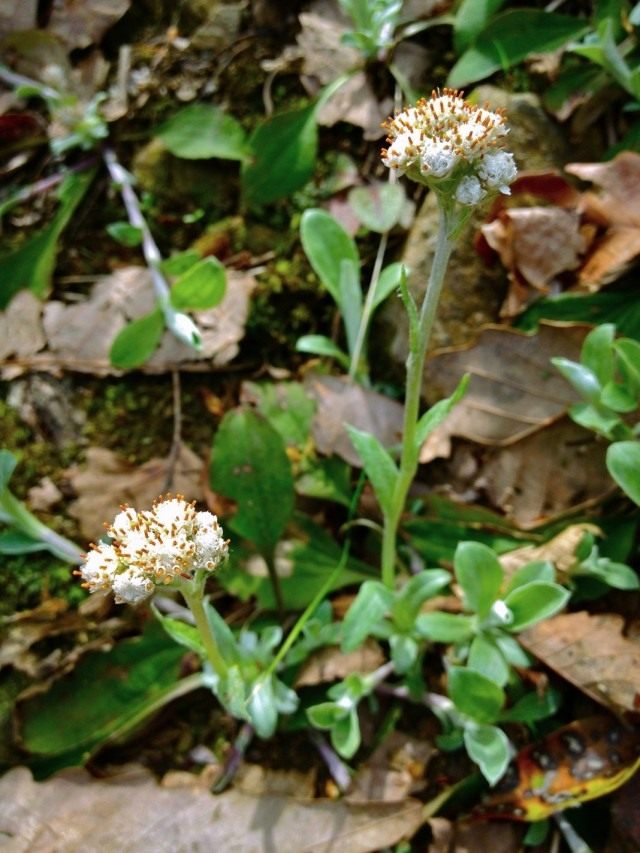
[0,552,86,617]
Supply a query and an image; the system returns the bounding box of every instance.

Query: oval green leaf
[156,103,250,161]
[170,256,226,311]
[109,308,164,370]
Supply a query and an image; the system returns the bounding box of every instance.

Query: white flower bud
[420,141,457,178]
[165,310,202,350]
[455,175,485,206]
[478,150,518,194]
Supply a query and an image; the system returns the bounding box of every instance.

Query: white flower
[478,150,518,194]
[490,599,514,626]
[78,495,228,605]
[381,88,517,205]
[166,310,202,350]
[455,175,485,206]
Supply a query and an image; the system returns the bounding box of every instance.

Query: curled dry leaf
[0,266,255,377]
[0,766,426,853]
[295,638,385,688]
[305,374,404,466]
[520,612,640,715]
[66,445,204,541]
[421,322,586,457]
[499,522,601,582]
[47,0,131,50]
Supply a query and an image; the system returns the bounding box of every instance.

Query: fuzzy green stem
[180,579,228,681]
[381,201,457,588]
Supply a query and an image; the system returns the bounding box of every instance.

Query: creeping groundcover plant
[70,90,580,789]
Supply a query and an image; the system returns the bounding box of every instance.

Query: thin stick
[309,730,352,792]
[163,369,182,492]
[212,722,254,793]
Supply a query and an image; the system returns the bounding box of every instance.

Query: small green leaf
[614,338,640,393]
[551,357,602,403]
[448,10,589,87]
[210,408,294,555]
[500,689,560,724]
[331,708,361,758]
[468,634,509,687]
[346,425,398,516]
[338,258,363,355]
[389,633,419,674]
[0,450,17,492]
[448,667,505,724]
[109,308,165,370]
[393,569,452,627]
[371,262,404,311]
[505,560,555,595]
[600,381,637,413]
[160,250,201,277]
[464,724,511,786]
[152,606,205,656]
[295,334,350,369]
[416,375,469,448]
[453,0,508,51]
[106,221,142,247]
[607,441,640,504]
[0,530,47,555]
[307,701,346,729]
[415,612,475,643]
[454,541,504,619]
[300,208,360,304]
[170,256,226,310]
[246,677,278,738]
[581,323,616,386]
[524,820,550,847]
[204,600,242,666]
[504,582,570,632]
[342,580,393,652]
[156,103,250,161]
[348,183,405,233]
[242,103,318,206]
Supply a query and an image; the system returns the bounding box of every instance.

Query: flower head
[381,89,517,205]
[78,495,228,604]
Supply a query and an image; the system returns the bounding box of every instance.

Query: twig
[309,730,352,793]
[0,156,98,213]
[212,722,254,793]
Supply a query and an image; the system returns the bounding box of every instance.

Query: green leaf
[242,103,318,206]
[296,457,352,507]
[416,374,469,448]
[454,541,503,619]
[0,530,48,555]
[453,0,508,51]
[152,605,205,656]
[494,633,531,668]
[295,335,350,369]
[331,708,361,758]
[159,250,201,277]
[464,724,511,786]
[448,667,505,724]
[524,821,550,847]
[242,380,316,449]
[500,688,560,723]
[109,308,165,370]
[505,561,555,595]
[170,256,226,310]
[371,262,404,311]
[614,338,640,394]
[0,170,94,308]
[607,441,640,504]
[307,701,346,729]
[348,183,405,233]
[415,612,475,643]
[504,582,570,632]
[300,208,360,304]
[0,450,17,492]
[246,677,278,738]
[581,323,616,386]
[346,425,398,517]
[389,633,419,674]
[210,408,294,554]
[338,259,363,356]
[393,569,452,627]
[106,221,142,247]
[551,357,602,403]
[204,599,242,665]
[468,635,509,687]
[342,579,394,652]
[448,10,589,88]
[600,381,637,413]
[156,103,250,161]
[18,624,190,763]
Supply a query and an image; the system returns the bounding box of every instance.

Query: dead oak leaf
[0,765,426,853]
[295,639,385,688]
[520,611,640,715]
[499,523,601,581]
[66,445,204,541]
[347,731,435,804]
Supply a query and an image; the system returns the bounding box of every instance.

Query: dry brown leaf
[499,523,601,581]
[0,765,426,853]
[421,322,586,459]
[427,818,522,853]
[47,0,130,50]
[607,771,640,853]
[67,445,204,541]
[1,266,255,377]
[27,476,64,512]
[481,206,585,290]
[347,731,435,804]
[233,764,317,798]
[0,290,46,361]
[520,611,640,715]
[295,639,385,687]
[481,418,611,527]
[305,374,404,466]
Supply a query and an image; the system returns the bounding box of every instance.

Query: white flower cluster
[381,89,517,205]
[79,495,228,604]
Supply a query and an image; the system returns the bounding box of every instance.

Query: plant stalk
[381,201,456,588]
[181,581,228,681]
